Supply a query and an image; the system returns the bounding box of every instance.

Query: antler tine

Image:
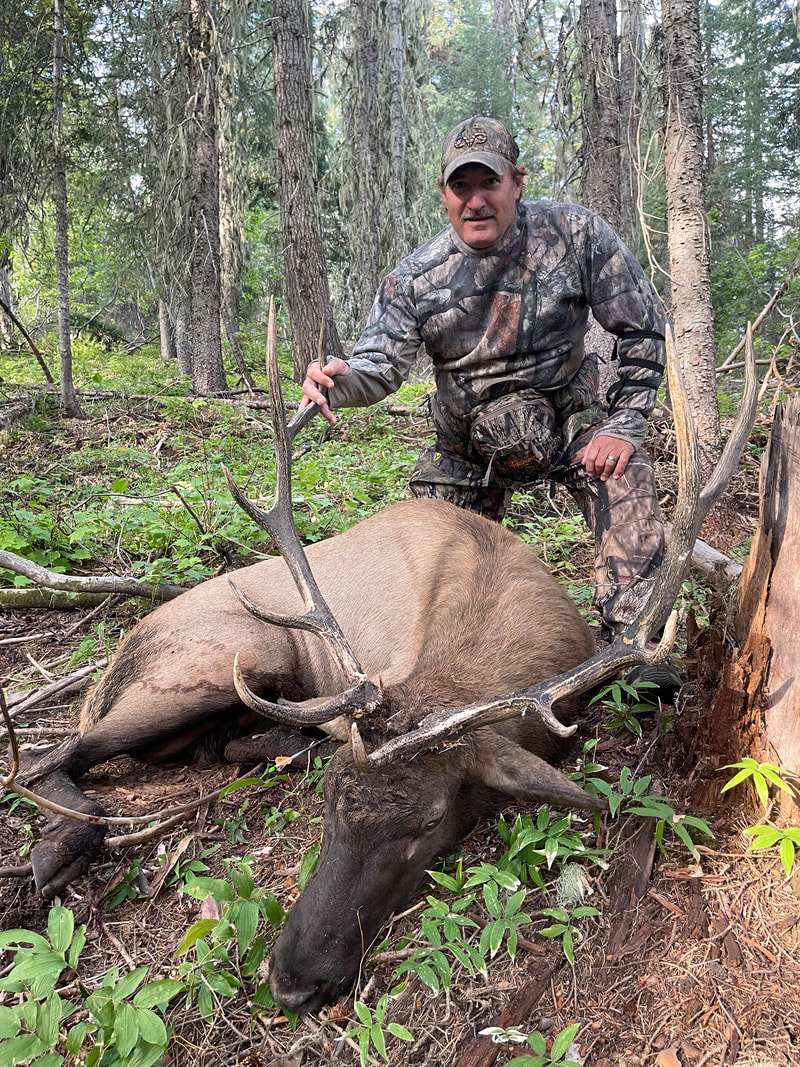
[225,298,381,723]
[364,320,759,769]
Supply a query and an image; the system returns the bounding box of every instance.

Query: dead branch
[0,293,55,383]
[717,255,800,372]
[0,550,186,602]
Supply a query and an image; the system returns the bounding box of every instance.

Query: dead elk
[7,306,758,1016]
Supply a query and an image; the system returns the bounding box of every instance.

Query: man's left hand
[578,435,634,481]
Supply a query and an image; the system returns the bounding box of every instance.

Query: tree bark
[186,0,227,395]
[158,298,176,362]
[701,400,800,818]
[273,0,344,382]
[578,0,624,400]
[52,0,84,418]
[388,0,407,265]
[175,295,192,378]
[662,0,721,478]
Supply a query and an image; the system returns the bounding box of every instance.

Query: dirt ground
[1,406,799,1067]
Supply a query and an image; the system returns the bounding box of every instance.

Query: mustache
[460,209,496,221]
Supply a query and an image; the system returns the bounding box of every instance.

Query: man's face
[439,163,523,249]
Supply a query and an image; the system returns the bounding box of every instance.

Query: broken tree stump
[705,398,800,815]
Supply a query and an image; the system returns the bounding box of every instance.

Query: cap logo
[453,124,488,150]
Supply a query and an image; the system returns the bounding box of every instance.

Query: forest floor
[1,394,798,1067]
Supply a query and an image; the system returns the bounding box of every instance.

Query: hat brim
[442,152,510,184]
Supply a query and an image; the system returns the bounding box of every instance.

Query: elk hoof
[30,821,107,898]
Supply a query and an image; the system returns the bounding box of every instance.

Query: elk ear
[468,735,605,812]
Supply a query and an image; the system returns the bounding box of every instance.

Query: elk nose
[270,980,321,1014]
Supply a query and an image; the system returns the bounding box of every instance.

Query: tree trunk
[578,0,622,400]
[618,0,642,251]
[187,0,227,395]
[175,296,192,378]
[388,0,407,265]
[158,298,176,362]
[662,0,721,478]
[0,265,14,346]
[273,0,344,382]
[52,0,84,418]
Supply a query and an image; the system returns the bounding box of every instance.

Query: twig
[5,660,107,716]
[91,906,137,970]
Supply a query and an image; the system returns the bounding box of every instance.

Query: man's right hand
[300,357,350,425]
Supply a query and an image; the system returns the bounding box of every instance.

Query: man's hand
[300,358,350,425]
[577,435,634,481]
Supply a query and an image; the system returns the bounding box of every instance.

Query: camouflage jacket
[329,201,666,447]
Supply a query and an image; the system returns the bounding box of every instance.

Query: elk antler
[226,299,382,725]
[357,322,760,768]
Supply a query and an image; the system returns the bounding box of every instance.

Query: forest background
[1,0,798,426]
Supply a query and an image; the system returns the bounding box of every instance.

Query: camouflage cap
[440,117,520,184]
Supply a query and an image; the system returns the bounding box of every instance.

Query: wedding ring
[607,454,617,462]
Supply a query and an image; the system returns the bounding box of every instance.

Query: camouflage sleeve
[581,213,667,447]
[327,271,421,410]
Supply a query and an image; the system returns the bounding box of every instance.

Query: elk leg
[27,768,108,899]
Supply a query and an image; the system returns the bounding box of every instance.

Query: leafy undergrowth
[1,361,799,1067]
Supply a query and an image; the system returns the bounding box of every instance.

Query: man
[302,116,679,697]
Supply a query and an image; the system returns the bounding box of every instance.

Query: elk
[4,305,757,1016]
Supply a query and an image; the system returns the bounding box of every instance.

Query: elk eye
[423,811,445,832]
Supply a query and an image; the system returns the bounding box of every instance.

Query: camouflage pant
[408,400,664,634]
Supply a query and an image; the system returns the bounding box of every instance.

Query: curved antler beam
[233,653,380,725]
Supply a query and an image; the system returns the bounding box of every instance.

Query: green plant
[743,825,800,877]
[100,857,145,911]
[590,678,660,737]
[175,860,286,1020]
[0,905,183,1067]
[497,807,609,889]
[340,993,414,1064]
[721,759,800,875]
[720,758,799,810]
[506,1022,583,1066]
[588,768,715,859]
[391,883,484,993]
[538,905,599,963]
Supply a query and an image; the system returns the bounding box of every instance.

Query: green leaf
[181,876,236,902]
[35,995,63,1048]
[3,1034,47,1063]
[354,1001,372,1026]
[133,1007,168,1046]
[30,1053,64,1066]
[428,871,461,893]
[298,842,320,891]
[563,927,575,964]
[258,892,286,929]
[0,930,51,952]
[779,835,796,877]
[112,1001,139,1057]
[65,1021,88,1055]
[229,863,255,899]
[370,1021,387,1059]
[233,899,260,958]
[67,925,86,971]
[47,907,74,955]
[112,965,150,1003]
[134,978,186,1008]
[175,919,218,956]
[387,1022,414,1041]
[550,1021,581,1059]
[0,1004,21,1038]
